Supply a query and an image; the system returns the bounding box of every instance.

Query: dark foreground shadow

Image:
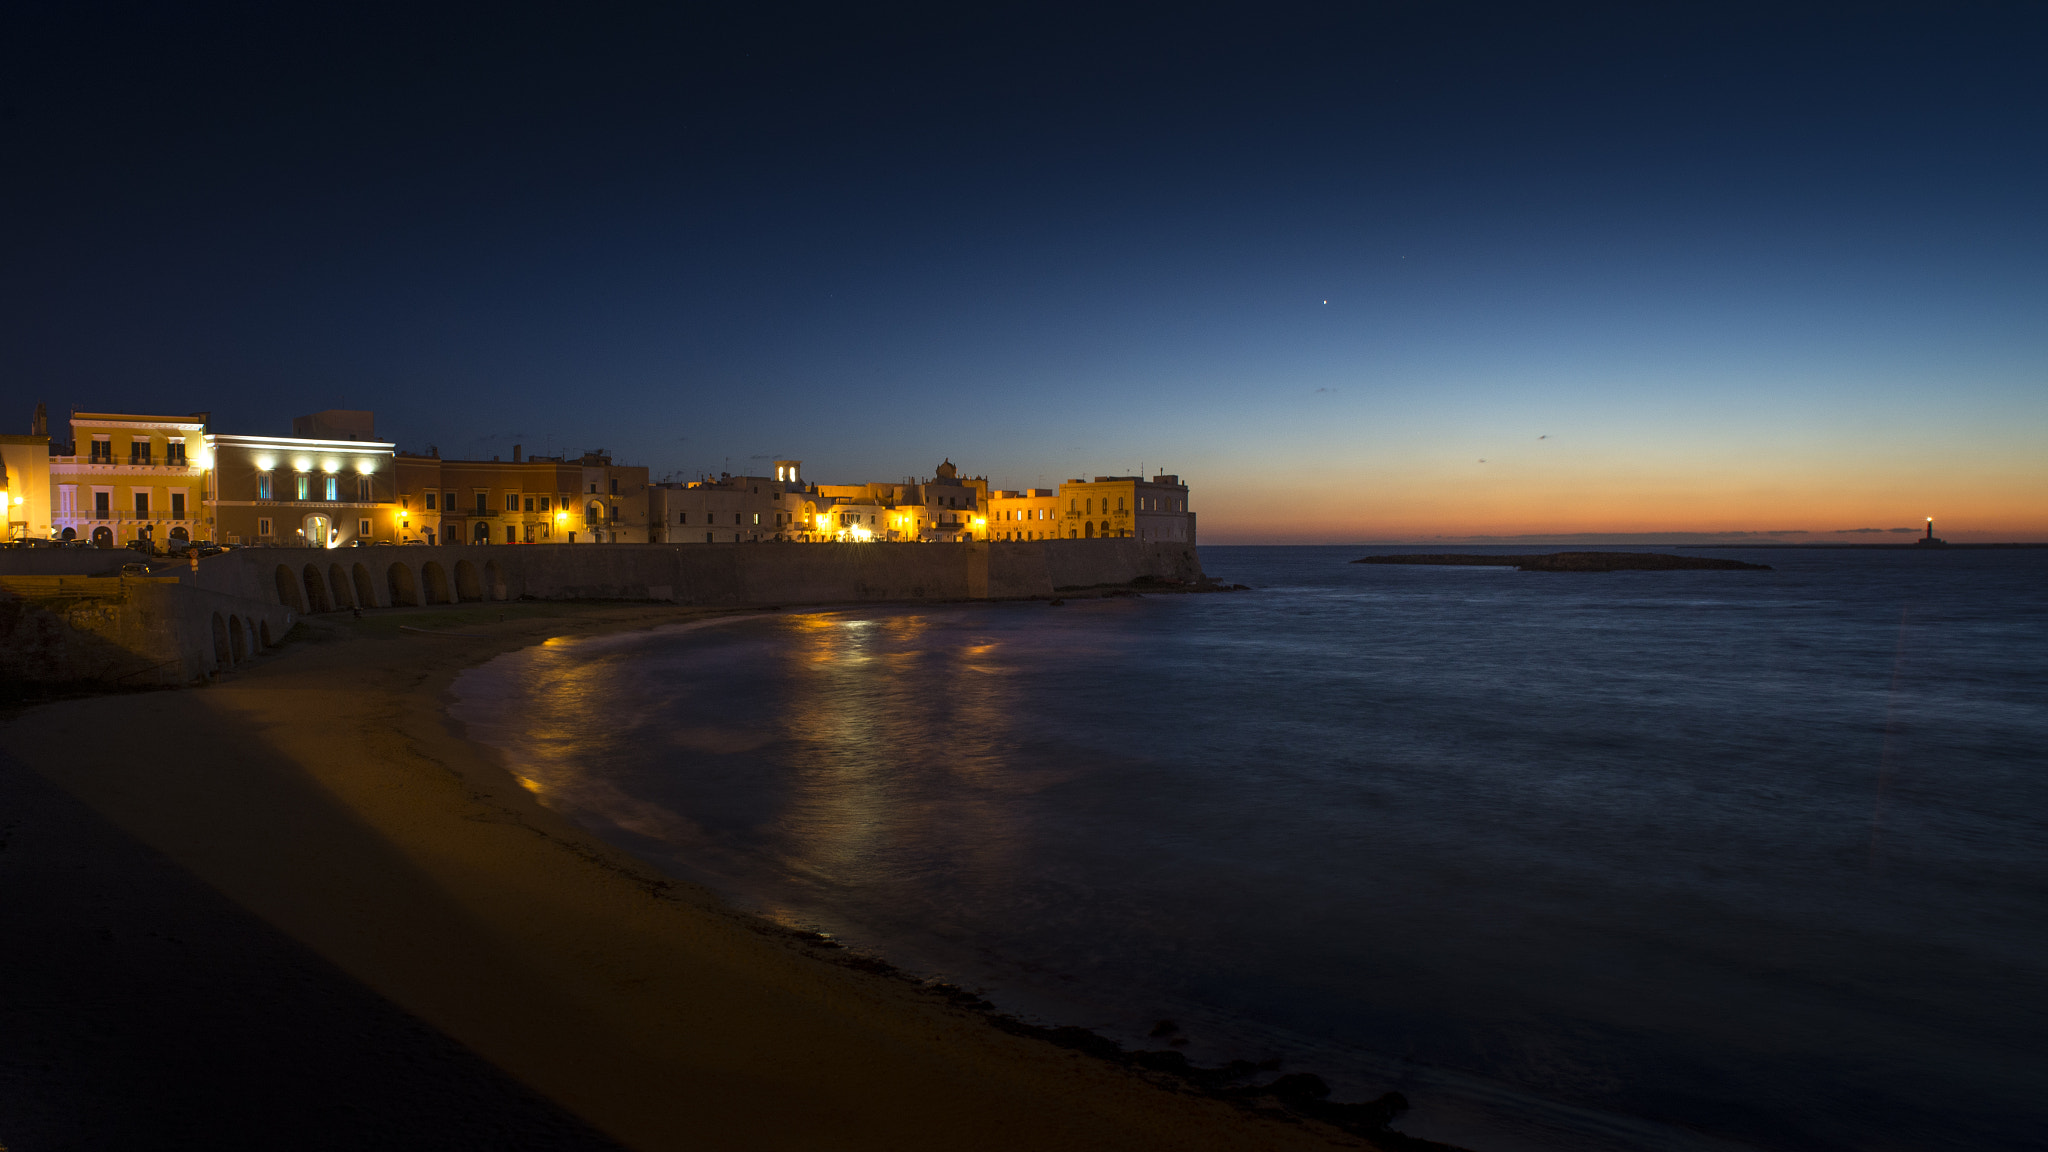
[0,750,624,1152]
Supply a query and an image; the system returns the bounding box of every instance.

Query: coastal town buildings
[18,401,1192,551]
[393,446,649,545]
[1046,474,1193,541]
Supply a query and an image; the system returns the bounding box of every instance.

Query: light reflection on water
[451,547,2048,1152]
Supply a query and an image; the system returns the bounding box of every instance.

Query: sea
[449,545,2048,1152]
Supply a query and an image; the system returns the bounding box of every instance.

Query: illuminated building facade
[649,463,808,543]
[206,420,398,548]
[1049,474,1193,542]
[985,489,1058,540]
[50,412,216,548]
[0,406,53,542]
[393,446,649,545]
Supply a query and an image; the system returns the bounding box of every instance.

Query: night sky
[5,3,2045,541]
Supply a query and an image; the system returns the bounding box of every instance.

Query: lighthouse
[1915,517,1947,547]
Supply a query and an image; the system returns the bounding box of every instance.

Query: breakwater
[0,539,1203,688]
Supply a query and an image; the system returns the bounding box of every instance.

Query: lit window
[258,473,272,499]
[257,517,272,535]
[296,475,309,500]
[324,476,338,501]
[359,519,372,536]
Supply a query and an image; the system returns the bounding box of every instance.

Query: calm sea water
[451,546,2048,1152]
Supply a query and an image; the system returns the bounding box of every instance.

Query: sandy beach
[1,601,1375,1151]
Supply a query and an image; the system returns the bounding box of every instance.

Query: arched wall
[352,563,378,608]
[421,561,451,605]
[454,560,481,601]
[328,564,354,609]
[275,565,305,612]
[229,616,248,662]
[388,563,419,607]
[211,612,230,669]
[301,565,332,613]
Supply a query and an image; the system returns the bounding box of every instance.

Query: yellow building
[50,412,214,548]
[1050,474,1194,542]
[985,488,1059,541]
[0,406,53,542]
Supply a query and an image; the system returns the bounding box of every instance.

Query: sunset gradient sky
[4,3,2044,542]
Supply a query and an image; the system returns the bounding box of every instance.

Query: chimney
[513,444,522,463]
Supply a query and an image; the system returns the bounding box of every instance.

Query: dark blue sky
[5,2,2044,538]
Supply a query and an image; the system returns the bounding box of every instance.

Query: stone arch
[229,616,249,662]
[211,612,231,669]
[170,526,189,542]
[422,561,452,605]
[302,565,332,613]
[328,563,355,609]
[1084,521,1096,538]
[454,559,482,601]
[275,565,306,611]
[260,619,274,647]
[387,563,420,606]
[92,526,114,548]
[472,521,490,544]
[352,563,377,608]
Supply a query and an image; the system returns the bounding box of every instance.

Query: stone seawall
[0,539,1202,687]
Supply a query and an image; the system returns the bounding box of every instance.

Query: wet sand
[1,602,1371,1151]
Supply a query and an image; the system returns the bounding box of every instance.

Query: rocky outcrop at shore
[1353,552,1772,572]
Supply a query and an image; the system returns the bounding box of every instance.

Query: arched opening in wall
[473,522,490,544]
[60,526,76,541]
[212,612,230,669]
[170,526,188,543]
[302,565,332,613]
[328,564,354,609]
[92,526,113,548]
[229,616,248,662]
[352,563,377,608]
[422,561,451,605]
[388,563,419,607]
[483,559,505,600]
[275,565,305,611]
[454,559,481,601]
[1084,521,1096,539]
[260,620,274,647]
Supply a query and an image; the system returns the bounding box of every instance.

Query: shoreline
[2,599,1384,1151]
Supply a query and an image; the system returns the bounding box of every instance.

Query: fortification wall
[0,575,296,689]
[0,539,1202,687]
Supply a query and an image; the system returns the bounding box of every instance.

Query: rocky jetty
[1353,552,1771,572]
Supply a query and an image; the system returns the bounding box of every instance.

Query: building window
[706,531,714,543]
[90,438,112,463]
[752,512,760,525]
[735,512,743,526]
[474,492,488,515]
[679,512,688,524]
[359,519,372,536]
[170,493,185,518]
[506,525,517,543]
[296,475,309,500]
[258,517,272,536]
[524,525,534,542]
[589,483,597,494]
[134,492,150,516]
[258,473,273,500]
[167,442,186,465]
[610,479,619,495]
[358,475,371,501]
[1117,497,1125,511]
[130,441,152,465]
[423,492,435,510]
[523,497,534,513]
[324,475,338,501]
[95,491,111,517]
[506,493,519,512]
[444,491,456,510]
[538,496,549,512]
